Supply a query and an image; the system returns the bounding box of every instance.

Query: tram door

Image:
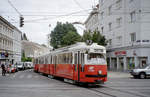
[74,51,80,82]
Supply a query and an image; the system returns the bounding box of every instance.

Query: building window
[108,5,112,15]
[116,36,122,45]
[116,0,122,10]
[101,27,104,33]
[116,17,122,27]
[108,39,112,45]
[130,33,136,42]
[101,12,104,19]
[109,22,112,31]
[130,11,136,23]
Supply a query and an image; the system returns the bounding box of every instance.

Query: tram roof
[35,42,106,57]
[50,42,106,54]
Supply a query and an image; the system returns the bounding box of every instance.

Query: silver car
[130,65,150,79]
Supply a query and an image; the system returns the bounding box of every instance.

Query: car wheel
[139,73,146,79]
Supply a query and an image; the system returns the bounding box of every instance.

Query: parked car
[17,62,25,70]
[6,64,17,73]
[130,64,150,79]
[24,62,33,69]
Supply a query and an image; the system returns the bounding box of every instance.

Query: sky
[0,0,98,45]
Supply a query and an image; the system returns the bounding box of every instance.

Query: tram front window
[86,53,106,65]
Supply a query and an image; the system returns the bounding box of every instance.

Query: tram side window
[81,53,84,64]
[36,59,38,64]
[50,56,52,64]
[45,57,48,64]
[69,53,73,64]
[42,58,44,64]
[75,53,78,64]
[53,56,55,64]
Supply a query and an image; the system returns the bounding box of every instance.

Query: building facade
[0,16,21,64]
[84,6,99,32]
[98,0,150,71]
[22,40,52,58]
[13,28,22,64]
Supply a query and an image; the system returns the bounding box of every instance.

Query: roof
[50,42,106,54]
[0,16,22,34]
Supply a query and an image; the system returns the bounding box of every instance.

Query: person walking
[1,64,6,76]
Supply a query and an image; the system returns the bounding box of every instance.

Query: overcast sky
[0,0,98,45]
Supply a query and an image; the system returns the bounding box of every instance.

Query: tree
[62,31,81,46]
[21,50,32,62]
[50,22,79,48]
[82,30,92,42]
[82,30,107,46]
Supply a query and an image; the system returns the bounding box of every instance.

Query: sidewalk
[108,71,132,78]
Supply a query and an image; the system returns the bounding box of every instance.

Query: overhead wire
[25,9,92,23]
[72,0,86,11]
[7,0,22,16]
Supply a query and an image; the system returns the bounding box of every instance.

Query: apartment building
[84,6,99,32]
[22,40,52,58]
[0,16,21,64]
[99,0,150,71]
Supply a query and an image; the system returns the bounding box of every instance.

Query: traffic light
[20,16,24,27]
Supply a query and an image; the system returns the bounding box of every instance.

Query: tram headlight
[98,70,102,74]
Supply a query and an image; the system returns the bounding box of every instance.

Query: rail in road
[0,70,150,97]
[85,86,148,97]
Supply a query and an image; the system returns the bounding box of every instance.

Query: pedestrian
[1,64,6,76]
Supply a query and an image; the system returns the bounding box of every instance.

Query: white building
[84,5,99,32]
[22,40,52,58]
[13,27,22,64]
[0,16,21,64]
[99,0,150,71]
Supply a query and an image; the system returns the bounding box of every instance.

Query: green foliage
[62,31,81,46]
[50,22,80,48]
[21,57,32,62]
[82,30,92,42]
[21,51,32,62]
[82,30,107,46]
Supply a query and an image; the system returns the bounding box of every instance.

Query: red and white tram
[34,42,107,84]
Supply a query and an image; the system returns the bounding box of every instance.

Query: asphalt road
[0,69,150,97]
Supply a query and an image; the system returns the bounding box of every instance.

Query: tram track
[85,85,148,97]
[103,86,147,97]
[87,88,116,97]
